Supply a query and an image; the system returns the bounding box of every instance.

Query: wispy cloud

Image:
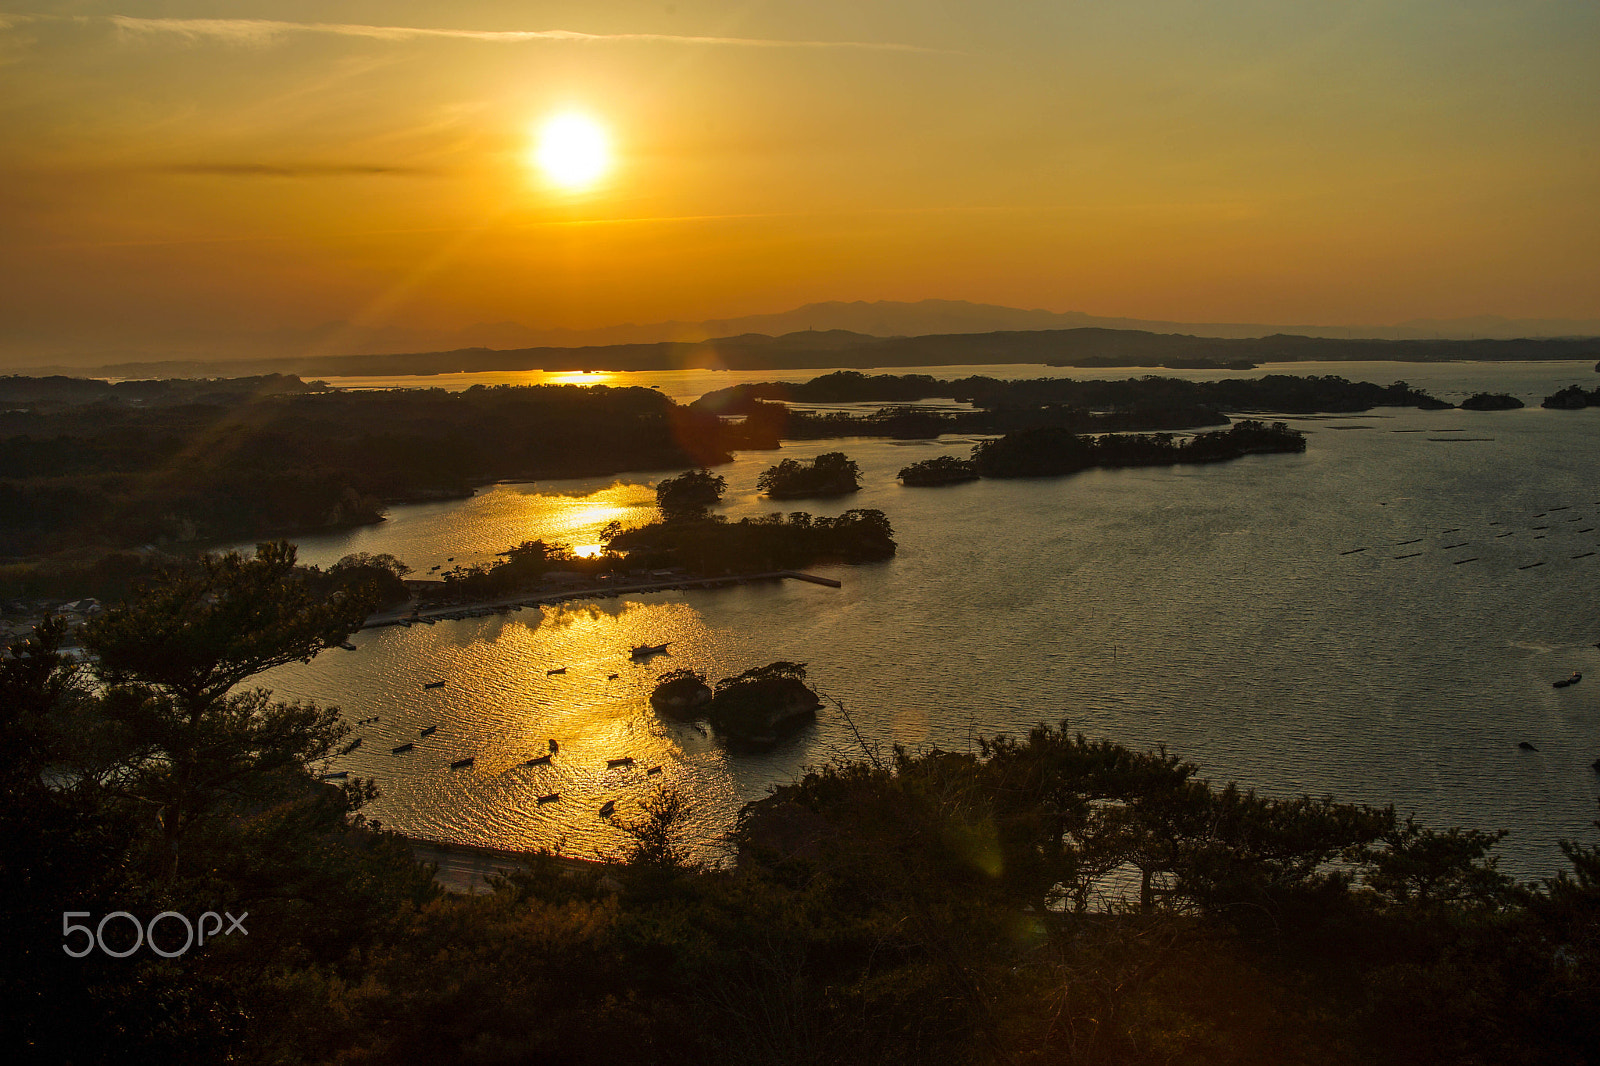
[79,15,946,53]
[162,162,436,177]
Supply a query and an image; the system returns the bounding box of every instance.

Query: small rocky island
[650,661,822,747]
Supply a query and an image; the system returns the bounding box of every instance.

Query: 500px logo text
[62,910,248,958]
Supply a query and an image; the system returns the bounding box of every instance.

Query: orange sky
[2,1,1598,363]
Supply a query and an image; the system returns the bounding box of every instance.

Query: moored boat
[450,756,475,770]
[630,642,670,659]
[391,743,415,754]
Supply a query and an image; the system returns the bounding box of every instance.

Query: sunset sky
[2,1,1597,363]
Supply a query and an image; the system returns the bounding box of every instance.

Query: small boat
[340,642,357,651]
[598,800,616,817]
[546,667,567,675]
[1553,672,1582,689]
[537,793,561,804]
[607,673,619,680]
[606,756,635,768]
[341,737,362,753]
[548,739,559,753]
[392,743,415,754]
[630,642,670,659]
[420,725,437,737]
[646,766,662,776]
[423,681,446,690]
[450,756,475,770]
[525,753,552,766]
[321,771,349,780]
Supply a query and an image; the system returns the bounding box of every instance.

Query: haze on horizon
[1,0,1597,366]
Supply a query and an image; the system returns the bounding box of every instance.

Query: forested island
[605,508,896,572]
[757,451,863,498]
[901,421,1306,483]
[421,507,896,605]
[1459,392,1525,410]
[1543,384,1600,409]
[695,369,1452,415]
[651,661,822,747]
[897,454,980,486]
[0,381,768,570]
[4,546,1597,1064]
[48,324,1600,379]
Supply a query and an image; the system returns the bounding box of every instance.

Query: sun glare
[532,113,611,191]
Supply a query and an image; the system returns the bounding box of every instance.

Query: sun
[531,113,611,191]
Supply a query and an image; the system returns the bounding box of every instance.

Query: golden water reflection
[283,595,771,859]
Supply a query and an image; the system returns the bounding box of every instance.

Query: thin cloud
[92,15,948,53]
[163,162,437,177]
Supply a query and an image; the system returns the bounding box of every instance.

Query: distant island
[902,421,1304,484]
[35,325,1600,380]
[1543,385,1600,409]
[1458,392,1525,410]
[694,369,1453,416]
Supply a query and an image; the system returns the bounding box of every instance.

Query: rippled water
[255,361,1600,875]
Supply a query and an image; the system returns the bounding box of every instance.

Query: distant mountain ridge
[10,299,1600,373]
[53,326,1600,382]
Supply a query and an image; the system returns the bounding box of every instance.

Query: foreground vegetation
[4,542,1598,1064]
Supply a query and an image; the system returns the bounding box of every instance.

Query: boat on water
[1554,672,1583,689]
[606,756,635,768]
[547,667,567,675]
[630,642,670,659]
[420,725,437,737]
[598,800,616,817]
[391,743,415,754]
[422,680,446,689]
[340,642,357,651]
[537,793,560,804]
[321,771,349,780]
[450,756,475,770]
[525,753,552,766]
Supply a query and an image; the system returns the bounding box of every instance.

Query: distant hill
[58,327,1600,381]
[12,299,1600,373]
